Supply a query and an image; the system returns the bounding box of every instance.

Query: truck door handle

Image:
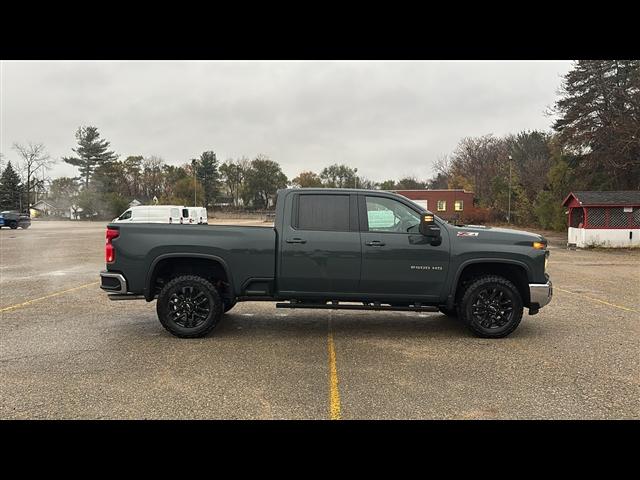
[365,240,386,247]
[286,238,307,244]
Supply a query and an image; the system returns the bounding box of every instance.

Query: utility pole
[354,168,358,189]
[192,159,197,207]
[507,155,513,224]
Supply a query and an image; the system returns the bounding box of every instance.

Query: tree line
[429,60,639,229]
[1,60,638,229]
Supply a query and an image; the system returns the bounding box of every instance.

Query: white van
[113,205,190,224]
[186,207,208,224]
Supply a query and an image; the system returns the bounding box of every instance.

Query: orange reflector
[533,241,546,250]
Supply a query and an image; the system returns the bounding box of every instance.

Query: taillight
[106,227,119,263]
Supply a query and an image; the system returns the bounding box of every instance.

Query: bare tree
[140,156,165,201]
[12,142,55,211]
[432,154,452,176]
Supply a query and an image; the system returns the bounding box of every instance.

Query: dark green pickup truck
[100,188,552,338]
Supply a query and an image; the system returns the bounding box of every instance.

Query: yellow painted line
[0,282,100,314]
[556,287,639,313]
[327,317,342,420]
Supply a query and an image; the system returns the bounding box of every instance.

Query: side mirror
[419,213,441,243]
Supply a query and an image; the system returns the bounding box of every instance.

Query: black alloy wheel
[156,275,223,338]
[470,286,514,329]
[168,285,212,328]
[459,275,523,338]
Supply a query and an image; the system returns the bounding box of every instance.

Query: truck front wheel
[156,275,223,338]
[457,275,523,338]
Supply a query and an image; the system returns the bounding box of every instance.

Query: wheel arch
[145,253,235,302]
[451,259,531,306]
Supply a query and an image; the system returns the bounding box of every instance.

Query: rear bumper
[100,270,144,300]
[529,280,553,309]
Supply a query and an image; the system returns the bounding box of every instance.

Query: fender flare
[449,258,532,299]
[145,253,235,300]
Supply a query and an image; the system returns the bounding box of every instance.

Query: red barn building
[391,189,476,222]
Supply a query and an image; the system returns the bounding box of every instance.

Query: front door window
[365,196,420,233]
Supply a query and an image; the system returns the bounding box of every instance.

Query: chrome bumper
[529,280,553,308]
[100,271,144,300]
[100,271,127,293]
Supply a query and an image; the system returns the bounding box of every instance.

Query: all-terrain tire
[457,275,523,338]
[156,275,223,338]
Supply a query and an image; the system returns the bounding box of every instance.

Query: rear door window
[296,194,350,232]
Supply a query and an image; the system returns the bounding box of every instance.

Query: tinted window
[366,196,420,233]
[119,210,132,220]
[297,194,350,231]
[182,209,189,218]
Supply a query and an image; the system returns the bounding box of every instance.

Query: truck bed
[106,223,276,297]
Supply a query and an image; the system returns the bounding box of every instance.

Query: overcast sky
[0,60,572,182]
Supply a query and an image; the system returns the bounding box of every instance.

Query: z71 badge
[457,231,479,237]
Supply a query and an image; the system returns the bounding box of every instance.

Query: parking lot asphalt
[1,221,638,419]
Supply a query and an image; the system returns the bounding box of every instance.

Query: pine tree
[62,126,118,188]
[553,60,640,189]
[0,161,23,211]
[195,151,220,208]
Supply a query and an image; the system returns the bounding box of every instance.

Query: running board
[107,294,146,301]
[276,302,439,312]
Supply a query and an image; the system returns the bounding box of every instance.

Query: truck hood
[452,224,546,243]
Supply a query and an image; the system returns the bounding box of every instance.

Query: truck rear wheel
[458,275,523,338]
[156,275,223,338]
